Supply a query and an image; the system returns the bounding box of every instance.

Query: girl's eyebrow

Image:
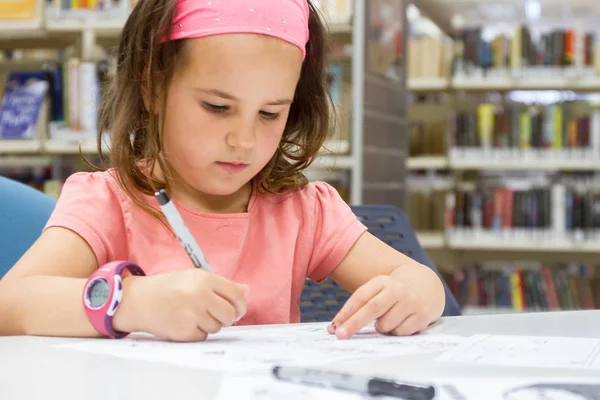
[196,88,292,106]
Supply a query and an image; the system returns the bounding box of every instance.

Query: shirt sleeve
[43,171,129,268]
[306,182,368,282]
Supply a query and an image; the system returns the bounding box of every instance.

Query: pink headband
[168,0,311,60]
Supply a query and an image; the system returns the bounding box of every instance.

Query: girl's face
[161,34,303,200]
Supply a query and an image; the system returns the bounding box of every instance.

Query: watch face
[89,279,111,308]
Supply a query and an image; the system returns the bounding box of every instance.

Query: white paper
[436,377,600,400]
[216,375,600,400]
[56,322,464,373]
[437,334,600,370]
[216,375,369,400]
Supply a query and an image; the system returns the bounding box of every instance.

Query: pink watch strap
[83,261,146,339]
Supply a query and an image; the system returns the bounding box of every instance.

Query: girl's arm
[327,232,446,339]
[0,227,142,337]
[0,227,247,341]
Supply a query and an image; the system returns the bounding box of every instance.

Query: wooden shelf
[0,140,42,154]
[0,155,52,167]
[0,19,43,38]
[452,76,600,92]
[447,234,600,253]
[416,232,445,249]
[407,156,448,170]
[45,19,125,35]
[44,139,103,154]
[408,78,450,92]
[406,154,600,171]
[449,154,600,171]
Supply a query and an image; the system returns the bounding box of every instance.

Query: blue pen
[154,189,213,272]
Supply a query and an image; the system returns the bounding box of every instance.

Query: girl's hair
[94,0,333,221]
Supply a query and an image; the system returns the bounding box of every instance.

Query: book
[0,72,49,140]
[442,262,599,313]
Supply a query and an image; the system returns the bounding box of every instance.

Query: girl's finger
[197,308,225,335]
[336,288,397,339]
[389,312,429,336]
[210,276,248,321]
[207,293,238,327]
[374,301,413,334]
[330,276,389,332]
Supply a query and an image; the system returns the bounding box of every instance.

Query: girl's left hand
[327,275,431,340]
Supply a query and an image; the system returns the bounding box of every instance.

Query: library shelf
[449,157,600,171]
[408,78,450,92]
[407,155,600,171]
[452,76,600,92]
[0,140,42,154]
[44,139,104,155]
[45,18,126,36]
[416,231,445,249]
[0,155,52,168]
[0,19,43,38]
[447,235,600,253]
[407,156,448,170]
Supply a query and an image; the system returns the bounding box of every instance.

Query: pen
[154,189,213,272]
[272,366,435,400]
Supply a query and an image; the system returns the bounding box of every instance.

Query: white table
[1,310,599,400]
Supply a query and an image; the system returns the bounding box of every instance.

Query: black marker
[154,189,213,272]
[272,366,436,400]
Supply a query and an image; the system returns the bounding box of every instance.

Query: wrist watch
[82,261,146,339]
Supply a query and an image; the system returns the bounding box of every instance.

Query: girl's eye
[260,111,280,121]
[203,102,228,113]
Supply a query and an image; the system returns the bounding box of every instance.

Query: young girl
[0,0,445,342]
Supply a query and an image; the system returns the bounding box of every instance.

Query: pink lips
[216,162,249,174]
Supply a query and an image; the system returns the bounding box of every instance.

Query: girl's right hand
[115,269,248,342]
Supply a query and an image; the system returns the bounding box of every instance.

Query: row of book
[0,54,115,140]
[442,263,600,312]
[452,24,600,78]
[450,102,600,154]
[407,188,447,232]
[446,176,600,240]
[407,36,452,81]
[409,118,447,157]
[45,0,135,14]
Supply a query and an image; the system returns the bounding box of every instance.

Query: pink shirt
[44,170,367,325]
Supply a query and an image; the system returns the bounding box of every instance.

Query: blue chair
[300,205,461,322]
[0,176,56,280]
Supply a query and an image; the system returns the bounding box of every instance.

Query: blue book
[0,72,49,140]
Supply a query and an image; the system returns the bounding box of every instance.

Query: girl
[0,0,445,342]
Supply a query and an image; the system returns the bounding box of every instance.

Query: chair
[300,204,461,322]
[0,176,56,280]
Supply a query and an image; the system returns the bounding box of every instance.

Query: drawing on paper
[56,322,464,373]
[437,334,600,370]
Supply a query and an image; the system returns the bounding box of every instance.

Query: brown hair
[94,0,334,221]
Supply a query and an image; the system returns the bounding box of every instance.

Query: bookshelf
[404,1,600,313]
[1,0,408,209]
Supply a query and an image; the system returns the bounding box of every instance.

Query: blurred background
[1,0,599,314]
